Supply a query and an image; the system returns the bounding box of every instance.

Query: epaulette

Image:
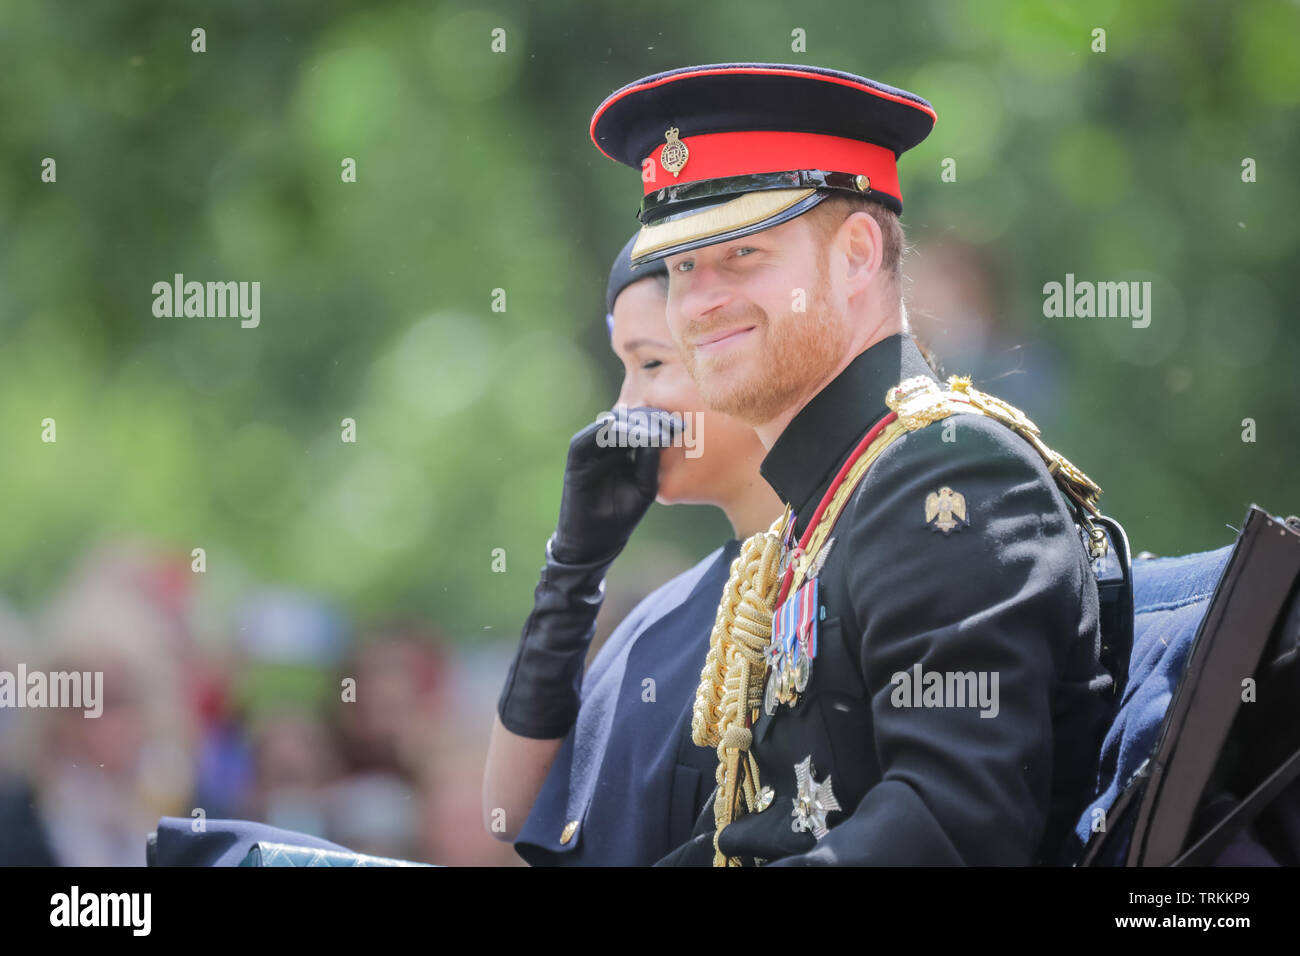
[886,375,1105,557]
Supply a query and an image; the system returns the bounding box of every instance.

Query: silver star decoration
[791,755,840,840]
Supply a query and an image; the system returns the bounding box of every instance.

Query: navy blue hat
[604,231,668,336]
[590,63,936,266]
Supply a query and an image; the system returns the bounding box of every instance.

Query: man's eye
[674,260,694,273]
[641,359,663,371]
[734,246,757,257]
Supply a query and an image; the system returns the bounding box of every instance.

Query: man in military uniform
[589,63,1117,865]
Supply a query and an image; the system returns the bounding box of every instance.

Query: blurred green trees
[1,0,1295,639]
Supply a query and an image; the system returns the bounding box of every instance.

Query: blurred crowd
[0,539,522,866]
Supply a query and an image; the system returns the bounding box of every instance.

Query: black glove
[655,786,720,867]
[497,407,679,739]
[717,796,816,864]
[655,787,817,866]
[550,406,679,564]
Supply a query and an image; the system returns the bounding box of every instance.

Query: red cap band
[643,130,900,201]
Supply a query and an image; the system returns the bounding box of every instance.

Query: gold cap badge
[660,127,689,177]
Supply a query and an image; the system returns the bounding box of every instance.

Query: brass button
[560,820,579,844]
[854,174,871,192]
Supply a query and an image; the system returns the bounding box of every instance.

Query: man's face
[611,275,765,505]
[663,212,852,427]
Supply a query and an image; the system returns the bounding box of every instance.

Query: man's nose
[674,272,732,329]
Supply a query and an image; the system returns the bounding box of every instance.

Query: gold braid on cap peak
[691,507,788,866]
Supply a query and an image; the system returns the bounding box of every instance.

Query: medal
[794,642,810,693]
[777,532,802,580]
[765,577,820,711]
[775,511,799,579]
[763,634,784,715]
[791,755,841,840]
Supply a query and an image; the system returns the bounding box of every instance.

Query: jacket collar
[759,332,937,536]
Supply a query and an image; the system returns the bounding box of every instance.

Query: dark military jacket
[665,333,1114,866]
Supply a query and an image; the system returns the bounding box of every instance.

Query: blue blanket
[152,816,352,867]
[1073,546,1233,853]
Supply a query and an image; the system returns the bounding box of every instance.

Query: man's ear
[841,210,884,298]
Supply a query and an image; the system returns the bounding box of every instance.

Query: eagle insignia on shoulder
[925,486,968,534]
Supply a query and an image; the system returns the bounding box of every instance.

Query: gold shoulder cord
[690,508,788,867]
[691,375,1104,866]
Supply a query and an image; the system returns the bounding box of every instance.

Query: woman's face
[610,275,763,505]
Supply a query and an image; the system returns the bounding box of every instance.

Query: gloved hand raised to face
[497,406,681,739]
[549,406,682,565]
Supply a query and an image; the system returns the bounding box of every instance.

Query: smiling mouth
[695,325,756,352]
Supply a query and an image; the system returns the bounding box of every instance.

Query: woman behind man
[483,234,780,864]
